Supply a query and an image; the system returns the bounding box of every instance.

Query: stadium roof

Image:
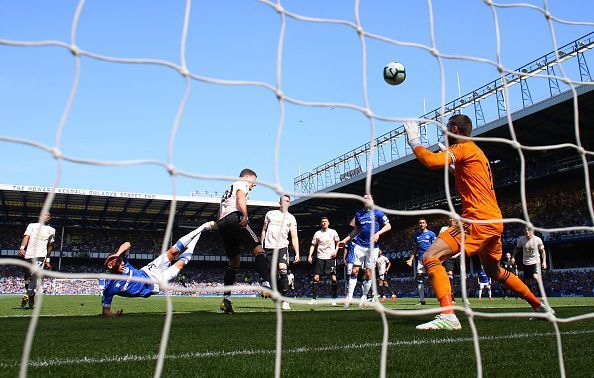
[291,85,594,226]
[0,184,278,230]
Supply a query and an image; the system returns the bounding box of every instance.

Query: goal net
[1,1,593,377]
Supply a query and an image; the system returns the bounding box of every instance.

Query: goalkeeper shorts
[439,222,503,266]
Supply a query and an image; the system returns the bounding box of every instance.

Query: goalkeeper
[404,115,550,330]
[101,221,215,317]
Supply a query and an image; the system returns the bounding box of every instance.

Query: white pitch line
[0,329,592,369]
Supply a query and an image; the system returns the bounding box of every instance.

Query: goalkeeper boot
[530,303,555,321]
[416,314,461,331]
[20,294,29,308]
[220,298,234,314]
[28,295,35,309]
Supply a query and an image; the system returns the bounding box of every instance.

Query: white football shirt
[311,228,339,260]
[219,180,251,220]
[376,255,390,275]
[24,223,56,259]
[517,235,544,265]
[263,210,297,249]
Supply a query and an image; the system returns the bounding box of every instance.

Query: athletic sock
[179,236,199,265]
[495,268,541,309]
[312,281,319,299]
[254,253,270,283]
[176,221,216,250]
[424,257,454,314]
[386,284,395,296]
[417,281,425,302]
[224,266,238,298]
[279,273,289,297]
[362,279,372,297]
[347,276,357,299]
[331,281,338,299]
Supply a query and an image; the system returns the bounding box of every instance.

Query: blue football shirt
[353,208,390,248]
[101,260,157,307]
[413,230,436,260]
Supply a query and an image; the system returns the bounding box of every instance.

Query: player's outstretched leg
[174,221,217,252]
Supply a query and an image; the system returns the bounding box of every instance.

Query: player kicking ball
[101,221,215,317]
[404,115,551,330]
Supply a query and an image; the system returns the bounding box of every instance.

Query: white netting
[1,1,594,377]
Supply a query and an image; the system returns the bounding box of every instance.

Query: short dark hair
[239,168,257,178]
[280,194,291,201]
[321,216,329,222]
[448,114,472,137]
[419,218,427,222]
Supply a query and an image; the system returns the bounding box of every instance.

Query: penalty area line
[2,329,592,369]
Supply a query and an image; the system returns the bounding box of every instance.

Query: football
[383,61,406,85]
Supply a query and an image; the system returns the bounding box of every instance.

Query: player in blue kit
[406,219,436,305]
[340,194,391,307]
[477,266,492,300]
[101,221,215,317]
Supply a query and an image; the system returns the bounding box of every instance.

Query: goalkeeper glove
[404,121,421,149]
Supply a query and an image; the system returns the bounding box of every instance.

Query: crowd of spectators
[2,262,591,299]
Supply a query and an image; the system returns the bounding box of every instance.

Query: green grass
[0,295,593,377]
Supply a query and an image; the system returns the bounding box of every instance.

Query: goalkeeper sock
[495,268,541,309]
[331,281,338,299]
[224,266,238,298]
[254,253,270,283]
[424,257,454,314]
[312,281,319,299]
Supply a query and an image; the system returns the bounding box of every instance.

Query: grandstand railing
[294,32,594,194]
[389,153,594,210]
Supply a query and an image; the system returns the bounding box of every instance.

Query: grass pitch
[0,295,593,377]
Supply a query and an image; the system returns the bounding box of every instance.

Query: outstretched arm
[412,146,453,170]
[115,242,131,257]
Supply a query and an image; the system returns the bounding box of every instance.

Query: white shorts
[416,261,425,275]
[479,283,491,290]
[378,273,386,280]
[352,244,379,270]
[141,254,180,292]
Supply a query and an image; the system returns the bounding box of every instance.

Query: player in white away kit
[375,250,397,302]
[340,194,391,308]
[308,216,340,305]
[261,195,300,310]
[513,228,547,295]
[217,168,271,314]
[18,213,56,309]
